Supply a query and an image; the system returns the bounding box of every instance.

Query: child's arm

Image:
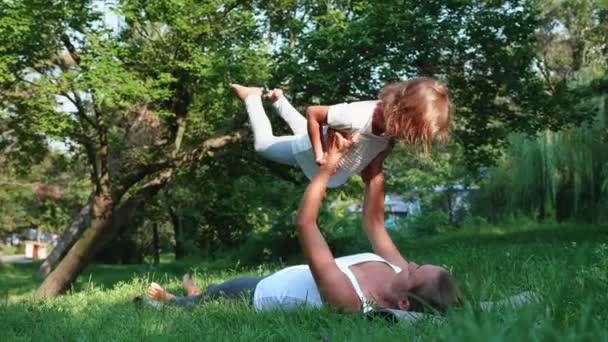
[306,106,329,165]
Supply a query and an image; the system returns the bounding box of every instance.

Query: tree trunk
[446,189,454,225]
[34,192,114,299]
[35,173,172,299]
[168,206,185,260]
[36,192,94,279]
[34,130,244,298]
[152,222,160,266]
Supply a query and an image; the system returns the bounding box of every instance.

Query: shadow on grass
[0,262,42,299]
[399,224,608,250]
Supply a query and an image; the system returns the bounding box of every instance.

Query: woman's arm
[360,141,409,270]
[306,106,329,166]
[296,130,361,311]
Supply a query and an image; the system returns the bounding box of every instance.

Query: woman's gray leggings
[169,276,265,307]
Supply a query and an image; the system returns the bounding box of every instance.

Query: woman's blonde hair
[379,78,451,152]
[408,269,465,314]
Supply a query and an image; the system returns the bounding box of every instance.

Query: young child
[231,79,450,188]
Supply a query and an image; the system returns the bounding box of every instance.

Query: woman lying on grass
[144,130,463,314]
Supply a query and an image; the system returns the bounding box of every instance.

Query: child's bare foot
[147,282,175,303]
[230,84,263,101]
[182,274,201,296]
[267,88,284,103]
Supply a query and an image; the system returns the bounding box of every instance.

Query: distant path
[0,254,33,264]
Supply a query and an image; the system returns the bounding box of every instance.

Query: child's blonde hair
[379,78,451,152]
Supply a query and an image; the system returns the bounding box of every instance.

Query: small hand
[326,130,355,157]
[315,154,338,174]
[315,153,327,167]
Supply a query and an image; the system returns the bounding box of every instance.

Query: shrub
[404,210,450,236]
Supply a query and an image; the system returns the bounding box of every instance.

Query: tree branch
[102,170,173,245]
[113,115,247,206]
[175,128,247,168]
[91,94,110,195]
[536,56,555,92]
[82,137,101,191]
[59,91,97,129]
[112,161,172,202]
[60,33,81,65]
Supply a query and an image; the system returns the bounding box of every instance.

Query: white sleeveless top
[291,101,390,188]
[252,253,402,313]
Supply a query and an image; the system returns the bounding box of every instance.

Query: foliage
[403,210,450,236]
[268,0,589,168]
[0,152,90,236]
[467,0,608,223]
[0,0,276,296]
[0,0,606,276]
[0,0,271,229]
[383,143,474,225]
[471,124,608,223]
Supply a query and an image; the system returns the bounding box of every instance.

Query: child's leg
[269,89,308,135]
[241,92,299,166]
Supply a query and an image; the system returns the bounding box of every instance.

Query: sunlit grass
[1,224,607,341]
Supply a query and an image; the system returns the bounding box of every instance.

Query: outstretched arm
[296,130,361,311]
[360,141,409,270]
[306,106,329,165]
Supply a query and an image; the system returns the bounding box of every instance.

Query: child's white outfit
[244,95,390,188]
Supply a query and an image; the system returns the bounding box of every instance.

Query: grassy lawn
[1,224,607,341]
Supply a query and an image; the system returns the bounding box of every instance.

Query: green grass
[1,224,608,341]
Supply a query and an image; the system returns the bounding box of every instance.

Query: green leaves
[266,0,598,168]
[0,0,605,258]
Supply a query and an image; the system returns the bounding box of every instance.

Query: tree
[0,152,90,240]
[470,0,608,222]
[267,0,591,168]
[0,0,270,298]
[2,0,602,298]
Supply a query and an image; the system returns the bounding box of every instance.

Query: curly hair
[379,78,451,152]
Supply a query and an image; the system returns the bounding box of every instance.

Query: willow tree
[0,0,269,298]
[472,0,608,222]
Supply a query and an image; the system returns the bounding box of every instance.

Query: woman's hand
[325,129,356,165]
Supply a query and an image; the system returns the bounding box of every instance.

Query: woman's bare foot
[230,84,263,101]
[182,274,202,296]
[147,282,175,303]
[267,88,284,103]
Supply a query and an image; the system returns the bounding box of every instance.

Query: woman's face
[392,262,445,297]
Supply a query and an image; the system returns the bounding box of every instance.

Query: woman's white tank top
[252,253,402,313]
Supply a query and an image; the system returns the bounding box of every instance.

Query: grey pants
[169,276,265,307]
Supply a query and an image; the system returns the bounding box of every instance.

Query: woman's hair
[379,78,451,152]
[407,269,464,314]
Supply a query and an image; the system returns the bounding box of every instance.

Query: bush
[231,203,376,265]
[234,225,300,265]
[404,210,450,236]
[324,224,370,256]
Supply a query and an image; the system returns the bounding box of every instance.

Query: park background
[0,0,607,340]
